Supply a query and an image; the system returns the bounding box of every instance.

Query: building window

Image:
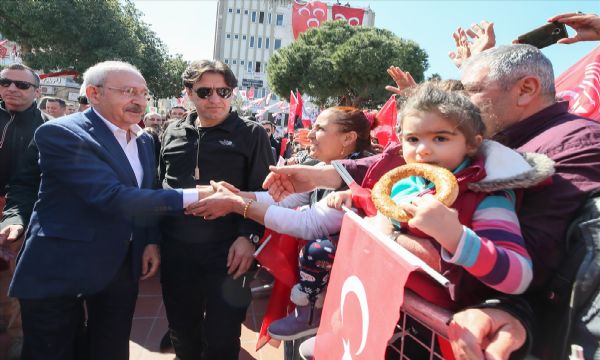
[248,61,253,73]
[244,9,248,15]
[259,11,265,24]
[226,33,231,39]
[265,37,270,49]
[251,11,257,22]
[258,37,262,49]
[234,34,239,39]
[224,59,229,64]
[276,14,284,26]
[233,59,237,65]
[255,61,261,73]
[236,8,240,14]
[268,13,272,24]
[228,8,233,13]
[242,35,247,40]
[241,60,245,65]
[249,36,255,48]
[274,38,282,49]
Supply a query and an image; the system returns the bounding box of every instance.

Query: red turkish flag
[555,45,600,121]
[292,0,328,39]
[332,5,365,26]
[254,230,302,350]
[247,86,255,100]
[314,213,418,359]
[376,95,399,143]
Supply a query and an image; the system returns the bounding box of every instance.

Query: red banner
[332,5,365,26]
[314,214,418,359]
[555,45,600,121]
[255,230,302,350]
[374,95,399,145]
[292,0,328,39]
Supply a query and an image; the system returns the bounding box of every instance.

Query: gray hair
[463,44,555,99]
[82,61,143,88]
[398,82,486,148]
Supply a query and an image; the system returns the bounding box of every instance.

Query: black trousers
[161,240,252,360]
[19,253,138,360]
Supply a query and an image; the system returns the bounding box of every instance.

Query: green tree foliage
[267,21,429,108]
[0,0,187,98]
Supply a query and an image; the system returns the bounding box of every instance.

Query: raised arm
[548,12,600,44]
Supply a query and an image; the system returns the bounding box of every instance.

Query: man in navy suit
[7,61,203,360]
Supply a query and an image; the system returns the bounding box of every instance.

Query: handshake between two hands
[185,180,244,220]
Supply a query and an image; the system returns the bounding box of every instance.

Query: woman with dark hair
[186,105,376,340]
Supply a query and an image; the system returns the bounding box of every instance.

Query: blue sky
[134,0,600,80]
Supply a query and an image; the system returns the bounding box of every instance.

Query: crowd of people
[0,10,599,360]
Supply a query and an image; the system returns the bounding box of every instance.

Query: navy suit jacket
[10,109,183,299]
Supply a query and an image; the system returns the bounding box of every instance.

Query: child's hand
[400,194,463,254]
[326,189,353,209]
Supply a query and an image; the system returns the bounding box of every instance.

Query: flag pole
[341,206,450,287]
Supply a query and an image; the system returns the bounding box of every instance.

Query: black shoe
[159,331,173,353]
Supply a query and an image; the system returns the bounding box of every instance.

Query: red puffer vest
[364,154,512,310]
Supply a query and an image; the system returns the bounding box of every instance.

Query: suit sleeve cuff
[182,189,197,207]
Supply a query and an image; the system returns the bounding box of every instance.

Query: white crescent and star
[340,275,369,356]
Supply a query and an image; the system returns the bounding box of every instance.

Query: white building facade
[213,0,375,102]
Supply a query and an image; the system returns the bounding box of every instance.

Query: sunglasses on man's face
[193,87,233,99]
[0,78,37,90]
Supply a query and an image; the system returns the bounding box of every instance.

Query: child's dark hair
[398,82,485,149]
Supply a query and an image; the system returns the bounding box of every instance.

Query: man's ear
[516,75,541,107]
[85,85,101,105]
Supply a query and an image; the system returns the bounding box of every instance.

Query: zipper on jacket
[0,113,16,149]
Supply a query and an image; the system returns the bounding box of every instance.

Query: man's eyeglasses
[0,78,38,90]
[193,87,233,99]
[98,86,151,100]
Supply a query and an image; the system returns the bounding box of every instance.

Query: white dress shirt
[93,109,197,206]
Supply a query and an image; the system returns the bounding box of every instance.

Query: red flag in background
[374,95,399,145]
[555,45,600,121]
[247,86,255,100]
[254,230,302,350]
[292,0,328,39]
[314,213,418,359]
[332,4,365,26]
[296,90,306,128]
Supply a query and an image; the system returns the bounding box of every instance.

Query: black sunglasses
[0,77,37,90]
[194,87,233,99]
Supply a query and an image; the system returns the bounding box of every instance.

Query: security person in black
[158,60,273,360]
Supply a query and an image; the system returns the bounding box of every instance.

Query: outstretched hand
[262,165,316,201]
[448,21,495,68]
[548,12,600,44]
[385,66,417,95]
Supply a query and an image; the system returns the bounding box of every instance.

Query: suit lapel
[136,134,154,189]
[84,109,138,187]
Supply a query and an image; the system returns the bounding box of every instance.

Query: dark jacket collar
[493,101,571,148]
[179,110,239,132]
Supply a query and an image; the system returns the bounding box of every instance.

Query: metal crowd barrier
[386,290,453,360]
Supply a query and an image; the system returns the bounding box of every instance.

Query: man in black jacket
[0,63,49,356]
[159,60,273,360]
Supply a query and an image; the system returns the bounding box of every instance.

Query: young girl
[377,83,553,307]
[329,82,553,307]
